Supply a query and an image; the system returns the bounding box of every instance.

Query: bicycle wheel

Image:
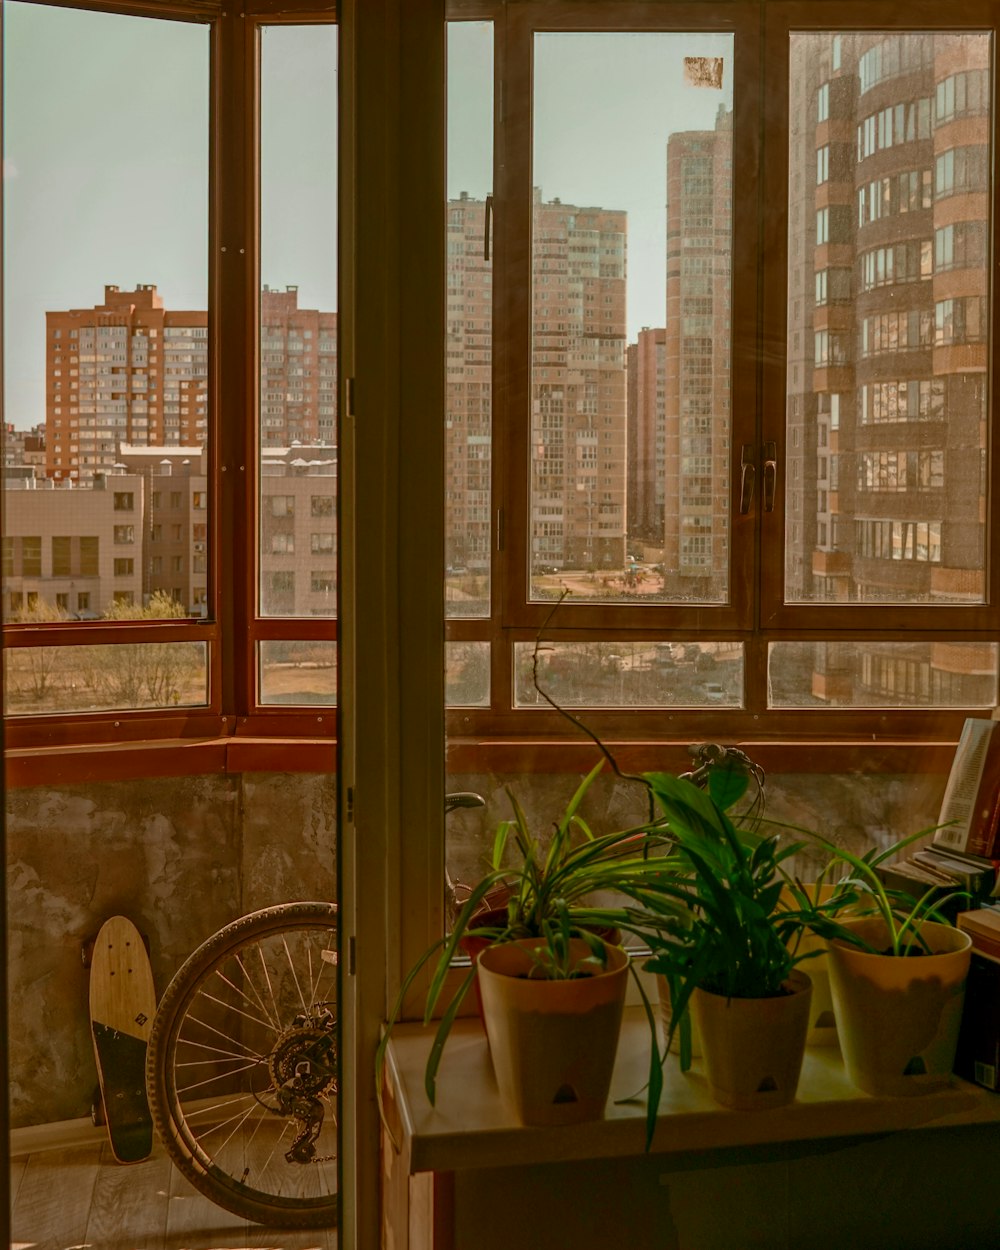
[147,901,338,1228]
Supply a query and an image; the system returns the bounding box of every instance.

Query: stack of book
[878,716,1000,909]
[955,908,1000,1091]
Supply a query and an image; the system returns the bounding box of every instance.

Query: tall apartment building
[45,284,207,480]
[663,107,733,599]
[44,284,337,480]
[258,285,338,449]
[532,193,627,571]
[627,327,666,544]
[445,190,628,575]
[787,32,991,705]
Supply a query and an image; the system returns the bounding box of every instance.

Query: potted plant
[796,830,973,1097]
[640,772,830,1110]
[475,926,631,1126]
[376,760,692,1147]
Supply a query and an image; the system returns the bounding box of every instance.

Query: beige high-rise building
[663,108,733,598]
[627,327,666,543]
[445,190,628,576]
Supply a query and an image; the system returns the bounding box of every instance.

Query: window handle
[763,442,777,513]
[739,444,756,515]
[484,194,493,261]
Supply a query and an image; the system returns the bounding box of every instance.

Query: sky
[3,3,337,426]
[4,8,729,425]
[448,24,733,340]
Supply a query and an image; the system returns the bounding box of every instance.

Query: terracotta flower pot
[826,917,972,1096]
[477,937,629,1126]
[691,970,813,1110]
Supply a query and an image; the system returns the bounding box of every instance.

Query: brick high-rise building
[44,284,337,481]
[258,285,338,449]
[45,283,207,481]
[786,31,991,705]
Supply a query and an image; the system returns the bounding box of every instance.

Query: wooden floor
[10,1140,338,1250]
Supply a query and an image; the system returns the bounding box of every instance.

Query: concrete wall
[444,768,946,899]
[5,763,945,1128]
[5,771,336,1128]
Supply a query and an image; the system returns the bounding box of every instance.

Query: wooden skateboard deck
[88,915,157,1163]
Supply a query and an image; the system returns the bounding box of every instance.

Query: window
[2,1,335,738]
[3,2,997,773]
[443,10,999,757]
[51,536,71,576]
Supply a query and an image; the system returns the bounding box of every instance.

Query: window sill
[445,736,958,776]
[4,734,336,788]
[382,1008,1000,1177]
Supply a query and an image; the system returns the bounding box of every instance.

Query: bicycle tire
[147,901,339,1228]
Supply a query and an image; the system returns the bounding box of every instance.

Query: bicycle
[146,791,484,1228]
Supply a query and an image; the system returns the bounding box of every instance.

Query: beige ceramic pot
[477,937,629,1126]
[690,970,813,1110]
[826,917,972,1097]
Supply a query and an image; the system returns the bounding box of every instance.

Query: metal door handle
[484,194,493,261]
[739,445,756,514]
[763,442,777,513]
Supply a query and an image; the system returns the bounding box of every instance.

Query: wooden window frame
[444,0,1000,753]
[1,0,339,763]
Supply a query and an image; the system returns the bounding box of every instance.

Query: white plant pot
[477,938,629,1126]
[691,971,812,1110]
[826,917,973,1097]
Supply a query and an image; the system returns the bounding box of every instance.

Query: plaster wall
[5,771,336,1128]
[6,763,945,1128]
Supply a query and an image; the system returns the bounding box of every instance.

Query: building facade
[787,32,992,705]
[43,283,337,481]
[663,107,733,601]
[445,189,628,577]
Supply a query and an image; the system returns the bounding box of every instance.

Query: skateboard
[88,915,157,1163]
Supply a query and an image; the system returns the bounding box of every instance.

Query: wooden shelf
[383,1006,1000,1176]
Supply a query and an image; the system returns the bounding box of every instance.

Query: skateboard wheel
[91,1085,107,1127]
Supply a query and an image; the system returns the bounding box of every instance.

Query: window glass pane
[530,33,734,603]
[513,640,743,708]
[446,21,494,619]
[768,640,998,708]
[3,641,208,715]
[258,640,337,705]
[445,641,490,707]
[786,32,992,607]
[3,4,210,624]
[259,24,338,619]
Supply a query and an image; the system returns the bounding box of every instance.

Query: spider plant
[776,823,969,956]
[375,759,692,1150]
[638,772,830,1065]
